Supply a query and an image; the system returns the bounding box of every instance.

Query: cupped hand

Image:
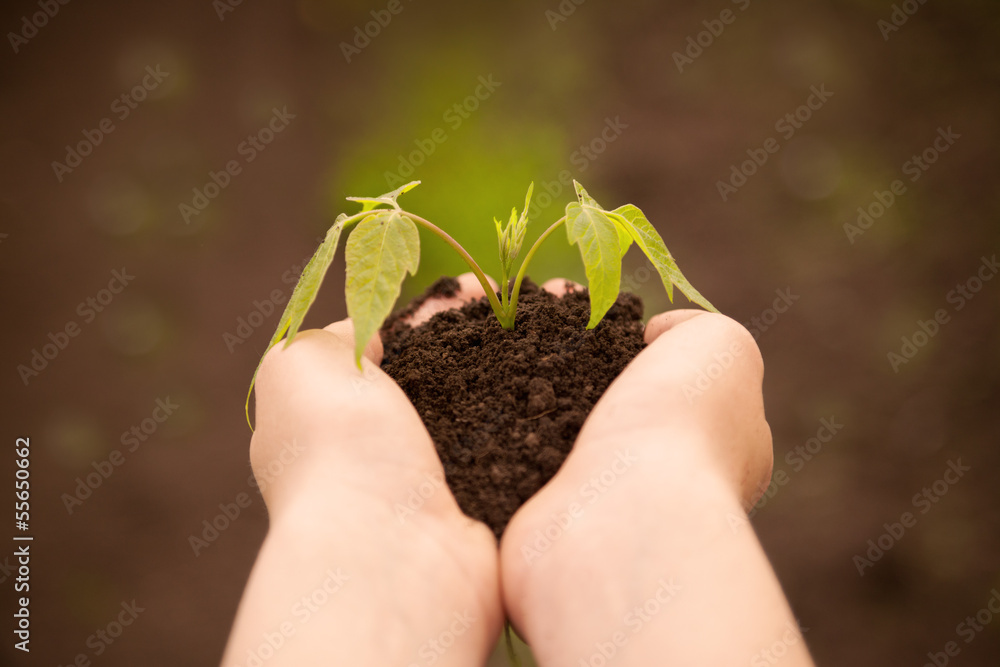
[233,274,503,667]
[522,277,773,507]
[498,278,794,667]
[250,272,500,518]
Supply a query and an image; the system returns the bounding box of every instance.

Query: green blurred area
[325,9,599,299]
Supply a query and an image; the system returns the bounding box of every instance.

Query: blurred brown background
[1,0,998,664]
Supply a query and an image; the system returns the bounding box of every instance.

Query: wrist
[254,480,503,667]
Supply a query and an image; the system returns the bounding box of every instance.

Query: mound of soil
[380,277,646,539]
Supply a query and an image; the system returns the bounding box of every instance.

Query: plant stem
[506,216,567,324]
[403,211,507,320]
[500,265,510,310]
[504,620,522,667]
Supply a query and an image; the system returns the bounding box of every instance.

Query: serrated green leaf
[610,204,718,312]
[346,180,421,212]
[573,180,602,209]
[614,219,633,258]
[514,182,532,254]
[573,179,629,260]
[495,183,534,276]
[345,211,420,367]
[565,202,622,328]
[504,208,518,268]
[494,216,509,270]
[245,217,346,428]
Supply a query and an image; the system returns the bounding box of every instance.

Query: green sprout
[246,179,717,427]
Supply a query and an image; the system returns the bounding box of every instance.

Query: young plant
[246,180,717,426]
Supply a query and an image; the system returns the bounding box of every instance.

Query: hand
[224,275,503,667]
[574,304,774,507]
[525,277,772,506]
[500,279,812,667]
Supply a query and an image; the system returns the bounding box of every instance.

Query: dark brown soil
[380,277,647,539]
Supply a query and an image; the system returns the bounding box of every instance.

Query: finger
[585,312,769,492]
[453,271,498,298]
[407,272,498,326]
[253,325,426,457]
[250,325,440,509]
[323,318,383,365]
[643,309,710,344]
[541,278,582,297]
[256,327,386,422]
[638,312,765,402]
[579,312,765,444]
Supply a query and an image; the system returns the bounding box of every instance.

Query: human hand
[573,303,774,506]
[224,274,503,667]
[500,280,811,667]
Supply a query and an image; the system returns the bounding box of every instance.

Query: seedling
[246,179,717,426]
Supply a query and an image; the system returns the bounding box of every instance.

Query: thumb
[252,321,390,443]
[323,318,384,365]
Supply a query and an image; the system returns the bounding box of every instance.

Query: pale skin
[223,273,815,667]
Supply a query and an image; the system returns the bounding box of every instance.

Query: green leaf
[565,202,622,328]
[345,210,421,367]
[514,182,532,255]
[495,183,534,276]
[574,180,627,257]
[346,180,421,212]
[614,219,633,258]
[495,215,510,271]
[610,204,718,312]
[245,217,346,428]
[573,180,601,209]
